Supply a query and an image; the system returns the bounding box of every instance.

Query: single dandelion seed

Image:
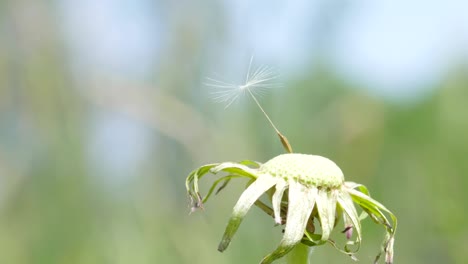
[206,57,280,108]
[205,56,292,153]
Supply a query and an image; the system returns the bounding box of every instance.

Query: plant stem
[286,244,310,264]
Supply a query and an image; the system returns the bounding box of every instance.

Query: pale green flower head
[260,154,344,187]
[186,153,397,264]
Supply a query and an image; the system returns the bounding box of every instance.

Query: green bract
[186,153,397,264]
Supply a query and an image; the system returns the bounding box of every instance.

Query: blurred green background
[1,1,467,263]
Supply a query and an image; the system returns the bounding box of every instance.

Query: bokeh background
[1,1,467,263]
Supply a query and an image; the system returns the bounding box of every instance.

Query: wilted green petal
[302,231,326,246]
[347,188,396,229]
[272,179,287,224]
[186,164,219,209]
[186,164,218,193]
[218,175,276,252]
[211,162,260,179]
[203,175,243,203]
[347,188,397,264]
[261,181,317,264]
[337,191,362,248]
[342,213,353,240]
[215,178,232,194]
[343,181,364,192]
[238,159,263,167]
[254,200,274,217]
[348,189,396,236]
[385,235,394,264]
[373,233,395,264]
[316,188,337,241]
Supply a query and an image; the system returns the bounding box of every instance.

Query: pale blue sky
[61,0,468,99]
[59,0,468,180]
